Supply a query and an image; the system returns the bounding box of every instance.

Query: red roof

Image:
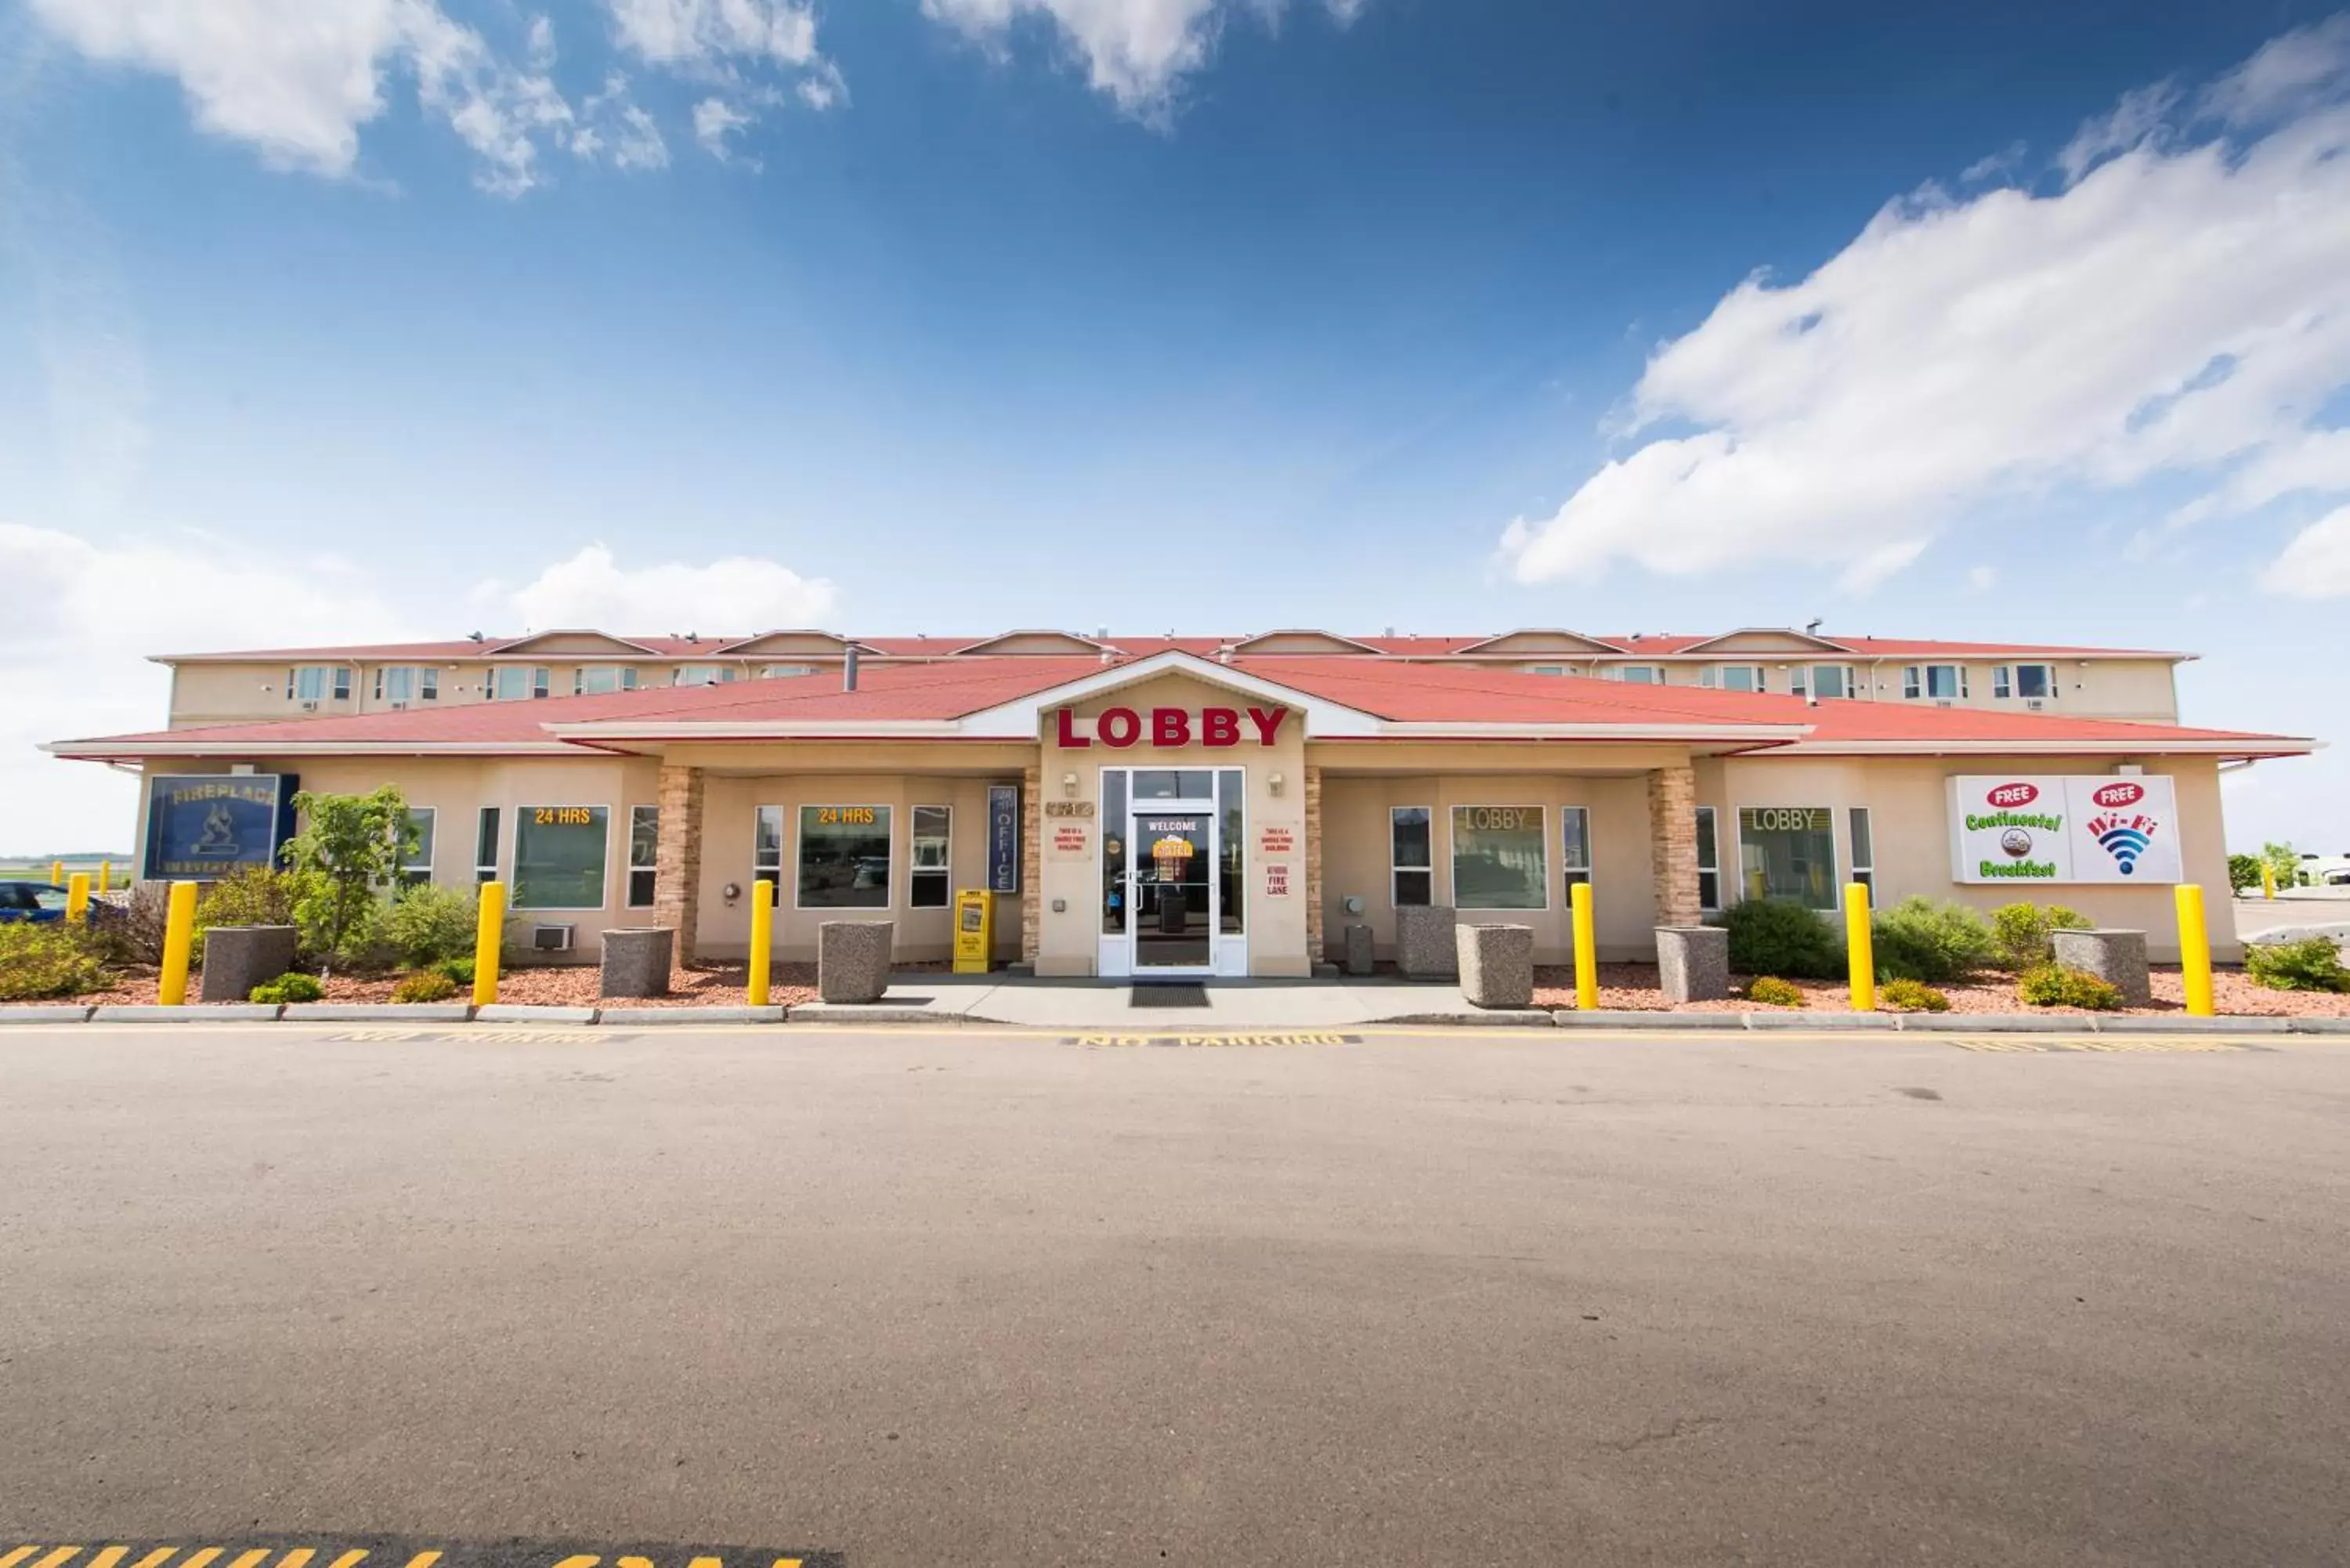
[49,653,2307,759]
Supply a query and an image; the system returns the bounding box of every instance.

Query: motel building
[46,627,2316,975]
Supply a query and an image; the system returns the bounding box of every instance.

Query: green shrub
[193,865,316,964]
[0,922,115,1000]
[1879,977,1950,1013]
[2018,963,2120,1010]
[2227,853,2263,895]
[1871,897,1999,983]
[391,970,460,1003]
[1721,898,1843,979]
[1992,902,2093,970]
[387,882,479,966]
[249,972,326,1005]
[432,954,476,986]
[2244,938,2350,993]
[1745,975,1806,1007]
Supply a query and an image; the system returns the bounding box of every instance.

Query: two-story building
[52,627,2308,972]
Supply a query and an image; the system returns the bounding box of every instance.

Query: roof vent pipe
[843,645,859,692]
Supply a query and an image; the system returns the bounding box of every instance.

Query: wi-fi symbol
[2097,824,2152,874]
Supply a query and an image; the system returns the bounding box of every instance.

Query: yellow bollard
[472,880,505,1009]
[99,859,111,894]
[1845,881,1876,1010]
[50,859,63,887]
[1570,880,1598,1012]
[158,880,199,1006]
[66,872,91,923]
[2175,883,2214,1017]
[2261,863,2276,901]
[749,878,776,1007]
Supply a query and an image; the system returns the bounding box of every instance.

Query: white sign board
[1949,775,2184,886]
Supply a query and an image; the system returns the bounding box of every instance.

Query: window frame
[475,806,501,884]
[491,666,551,702]
[1701,664,1766,693]
[1560,805,1593,892]
[1449,804,1550,912]
[398,806,436,888]
[1790,663,1856,700]
[1390,805,1434,909]
[1994,663,2055,701]
[761,663,819,680]
[752,805,786,901]
[1615,665,1665,685]
[573,665,639,696]
[909,804,952,909]
[1849,807,1875,900]
[627,804,660,909]
[510,804,613,912]
[794,803,894,912]
[1694,805,1722,912]
[1735,805,1839,912]
[1917,663,1967,700]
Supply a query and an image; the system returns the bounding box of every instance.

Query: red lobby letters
[1055,706,1289,749]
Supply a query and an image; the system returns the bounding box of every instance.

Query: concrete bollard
[199,925,300,1003]
[748,878,776,1007]
[1654,926,1730,1003]
[599,927,676,999]
[1342,922,1376,977]
[66,873,90,924]
[1845,882,1875,1011]
[157,881,199,1006]
[1570,881,1599,1012]
[1456,923,1535,1009]
[472,880,505,1009]
[2052,929,2151,1007]
[2175,884,2214,1017]
[819,920,895,1003]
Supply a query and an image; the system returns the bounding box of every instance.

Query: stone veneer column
[653,762,703,962]
[1647,762,1701,929]
[1021,762,1043,965]
[1303,764,1325,966]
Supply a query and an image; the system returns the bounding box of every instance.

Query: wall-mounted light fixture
[1268,771,1286,796]
[1062,772,1079,797]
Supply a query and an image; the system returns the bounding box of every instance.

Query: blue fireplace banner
[143,774,298,880]
[987,782,1021,894]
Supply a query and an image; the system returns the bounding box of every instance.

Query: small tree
[2261,842,2304,888]
[280,786,414,970]
[2227,853,2263,895]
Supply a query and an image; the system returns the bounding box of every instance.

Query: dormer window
[1789,665,1856,700]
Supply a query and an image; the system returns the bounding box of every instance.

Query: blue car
[0,881,71,923]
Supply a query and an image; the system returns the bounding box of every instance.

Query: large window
[753,806,785,898]
[514,806,610,910]
[1614,665,1665,685]
[475,807,500,884]
[287,665,352,703]
[575,666,638,695]
[762,663,819,679]
[909,805,951,909]
[1994,663,2055,701]
[1738,807,1836,910]
[1701,665,1766,692]
[1452,805,1547,910]
[1560,806,1592,891]
[399,807,436,888]
[493,666,550,701]
[1390,807,1433,907]
[627,805,659,908]
[798,804,891,909]
[1791,665,1854,700]
[1101,770,1129,934]
[374,667,438,703]
[674,664,738,686]
[1695,806,1721,911]
[1217,768,1246,935]
[1904,664,1968,700]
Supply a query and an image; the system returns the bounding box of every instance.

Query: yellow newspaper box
[953,888,995,974]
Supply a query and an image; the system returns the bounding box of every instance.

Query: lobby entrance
[1098,767,1246,978]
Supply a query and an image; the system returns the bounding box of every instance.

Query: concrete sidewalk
[790,975,1538,1029]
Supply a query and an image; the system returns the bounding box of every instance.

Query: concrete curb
[1896,1013,2084,1033]
[0,1005,96,1023]
[92,1004,283,1022]
[1743,1011,1898,1031]
[1552,1010,1719,1029]
[788,1003,965,1025]
[2106,1013,2293,1035]
[1374,1009,1554,1028]
[281,1003,474,1022]
[598,1006,789,1025]
[2287,1017,2350,1034]
[473,1005,599,1024]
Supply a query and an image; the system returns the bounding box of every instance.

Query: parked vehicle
[0,881,70,923]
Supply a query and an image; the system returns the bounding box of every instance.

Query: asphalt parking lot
[4,1022,2346,1566]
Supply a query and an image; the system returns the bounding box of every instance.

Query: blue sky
[3,0,2348,854]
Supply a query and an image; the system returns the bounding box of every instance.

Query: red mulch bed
[1532,963,2350,1017]
[8,960,822,1010]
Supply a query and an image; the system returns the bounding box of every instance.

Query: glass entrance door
[1132,811,1216,970]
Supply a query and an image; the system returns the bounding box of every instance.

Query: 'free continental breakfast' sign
[1947,775,2183,885]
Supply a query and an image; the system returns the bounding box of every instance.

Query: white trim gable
[1227,630,1383,656]
[490,629,666,657]
[953,630,1117,656]
[955,650,1388,738]
[1452,629,1631,656]
[1676,627,1856,656]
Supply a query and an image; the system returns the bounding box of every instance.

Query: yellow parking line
[177,1548,223,1568]
[126,1551,179,1568]
[2,1548,42,1568]
[222,1548,270,1568]
[30,1548,84,1568]
[85,1551,128,1568]
[402,1553,442,1568]
[322,1552,369,1568]
[277,1551,314,1568]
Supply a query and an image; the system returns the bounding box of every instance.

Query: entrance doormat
[1130,983,1211,1008]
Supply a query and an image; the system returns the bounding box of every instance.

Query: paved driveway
[3,1023,2346,1566]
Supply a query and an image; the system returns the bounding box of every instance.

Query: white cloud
[920,0,1366,120]
[2259,504,2350,598]
[603,0,844,132]
[1965,565,1998,592]
[1499,17,2350,596]
[692,95,755,161]
[24,0,582,195]
[477,544,838,633]
[576,72,671,168]
[0,522,419,854]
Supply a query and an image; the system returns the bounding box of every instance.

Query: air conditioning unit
[532,924,575,952]
[389,701,410,711]
[299,700,320,712]
[1935,699,1954,708]
[2026,699,2045,710]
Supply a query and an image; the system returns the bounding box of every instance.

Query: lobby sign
[1948,775,2182,885]
[143,773,298,880]
[986,784,1020,894]
[1054,706,1289,749]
